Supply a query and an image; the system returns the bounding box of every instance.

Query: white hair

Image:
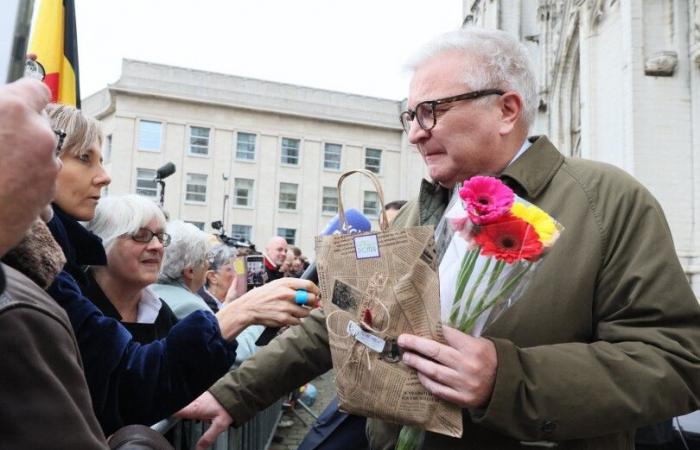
[406,27,537,129]
[158,220,210,284]
[87,194,167,253]
[204,244,234,288]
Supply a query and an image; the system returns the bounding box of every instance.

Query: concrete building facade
[463,0,700,294]
[83,60,426,254]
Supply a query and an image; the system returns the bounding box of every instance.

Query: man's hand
[398,326,498,409]
[176,391,233,450]
[0,78,59,256]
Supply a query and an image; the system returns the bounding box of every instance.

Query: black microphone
[254,209,371,346]
[155,162,176,180]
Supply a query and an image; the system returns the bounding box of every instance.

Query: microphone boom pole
[154,162,176,207]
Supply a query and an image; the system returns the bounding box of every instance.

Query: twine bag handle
[336,169,389,232]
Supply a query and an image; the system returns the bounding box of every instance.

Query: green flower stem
[396,425,426,450]
[462,256,493,318]
[471,260,506,317]
[458,262,532,333]
[449,248,480,323]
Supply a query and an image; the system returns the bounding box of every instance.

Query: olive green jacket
[209,136,700,449]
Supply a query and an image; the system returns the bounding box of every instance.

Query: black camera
[211,221,256,251]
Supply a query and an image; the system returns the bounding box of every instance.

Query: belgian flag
[29,0,81,107]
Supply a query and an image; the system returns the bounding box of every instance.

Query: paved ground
[269,370,337,450]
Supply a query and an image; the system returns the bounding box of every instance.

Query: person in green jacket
[178,27,700,450]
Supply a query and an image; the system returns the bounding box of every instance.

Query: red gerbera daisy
[473,213,543,263]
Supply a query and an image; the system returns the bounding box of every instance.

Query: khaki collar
[417,135,564,219]
[499,135,564,199]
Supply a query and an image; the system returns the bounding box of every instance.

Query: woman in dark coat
[45,104,319,434]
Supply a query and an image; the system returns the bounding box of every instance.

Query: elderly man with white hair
[179,27,700,450]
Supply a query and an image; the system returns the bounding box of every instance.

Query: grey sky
[71,0,463,100]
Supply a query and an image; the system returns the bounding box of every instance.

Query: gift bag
[315,169,462,438]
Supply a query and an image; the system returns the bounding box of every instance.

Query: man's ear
[205,269,216,286]
[183,266,194,283]
[498,91,523,136]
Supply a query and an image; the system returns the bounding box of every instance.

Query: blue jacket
[47,205,238,434]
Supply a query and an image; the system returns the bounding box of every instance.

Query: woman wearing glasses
[44,104,319,434]
[83,194,178,343]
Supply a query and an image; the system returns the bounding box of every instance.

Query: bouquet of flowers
[396,176,563,450]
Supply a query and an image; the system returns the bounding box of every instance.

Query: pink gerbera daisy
[459,176,514,225]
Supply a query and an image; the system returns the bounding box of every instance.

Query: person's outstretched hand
[176,391,232,450]
[215,277,319,340]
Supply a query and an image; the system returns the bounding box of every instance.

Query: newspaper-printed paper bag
[316,170,462,438]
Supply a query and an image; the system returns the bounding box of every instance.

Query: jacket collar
[47,204,107,269]
[414,136,564,224]
[499,135,564,200]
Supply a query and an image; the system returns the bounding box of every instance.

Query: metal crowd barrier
[152,398,284,450]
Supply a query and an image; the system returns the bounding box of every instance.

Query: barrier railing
[152,398,284,450]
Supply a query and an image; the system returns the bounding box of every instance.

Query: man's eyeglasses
[399,89,505,134]
[53,128,66,155]
[128,228,171,247]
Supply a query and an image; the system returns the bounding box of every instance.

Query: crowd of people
[1,26,700,450]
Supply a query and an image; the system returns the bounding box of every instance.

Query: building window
[281,138,300,165]
[277,228,296,245]
[186,173,208,203]
[322,187,338,214]
[136,168,157,198]
[138,120,161,151]
[231,224,252,242]
[104,134,112,163]
[233,178,254,207]
[323,143,342,171]
[236,132,256,161]
[363,191,380,217]
[188,126,210,156]
[365,148,382,174]
[278,182,298,210]
[186,221,205,230]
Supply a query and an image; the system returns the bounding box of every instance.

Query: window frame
[280,137,301,167]
[363,190,380,217]
[231,224,253,242]
[323,142,342,171]
[233,177,255,209]
[138,119,163,152]
[364,147,382,175]
[278,182,299,211]
[135,168,158,199]
[276,227,297,245]
[185,172,208,204]
[187,125,211,157]
[321,186,339,215]
[104,134,112,164]
[235,131,257,162]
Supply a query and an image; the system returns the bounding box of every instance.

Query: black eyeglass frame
[126,228,172,247]
[53,128,66,155]
[400,89,506,133]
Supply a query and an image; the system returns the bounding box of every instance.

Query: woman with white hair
[84,194,177,342]
[151,220,214,319]
[44,104,319,435]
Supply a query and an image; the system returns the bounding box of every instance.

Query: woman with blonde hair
[45,104,319,434]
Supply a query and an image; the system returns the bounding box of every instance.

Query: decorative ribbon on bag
[326,272,395,388]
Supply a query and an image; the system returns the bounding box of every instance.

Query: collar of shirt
[506,138,532,169]
[137,286,163,323]
[204,287,225,310]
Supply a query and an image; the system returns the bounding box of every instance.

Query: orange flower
[473,213,543,263]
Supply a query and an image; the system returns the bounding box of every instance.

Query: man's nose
[407,119,430,144]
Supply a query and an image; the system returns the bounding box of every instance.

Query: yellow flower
[510,202,559,246]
